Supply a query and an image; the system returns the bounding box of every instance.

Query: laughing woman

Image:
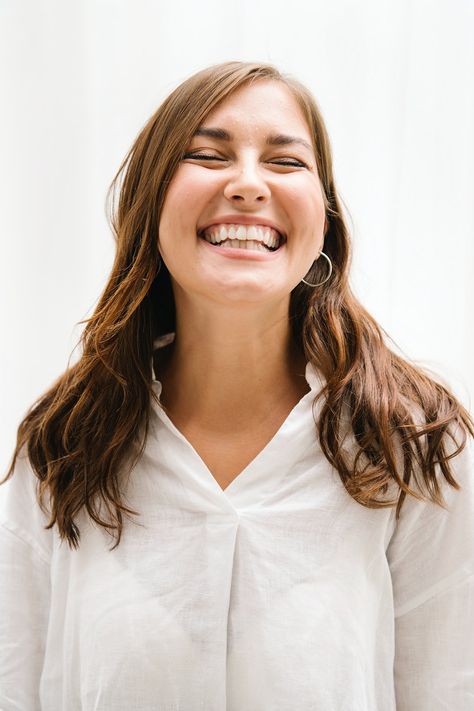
[1,61,473,711]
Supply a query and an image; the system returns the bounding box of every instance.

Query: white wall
[1,0,473,473]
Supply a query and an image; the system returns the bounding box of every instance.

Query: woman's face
[158,79,327,306]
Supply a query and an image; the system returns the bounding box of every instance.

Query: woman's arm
[386,428,474,709]
[0,456,52,711]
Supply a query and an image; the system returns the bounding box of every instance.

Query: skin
[156,79,327,461]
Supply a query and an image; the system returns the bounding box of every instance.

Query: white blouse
[1,336,474,710]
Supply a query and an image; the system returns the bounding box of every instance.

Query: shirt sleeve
[0,452,52,711]
[386,426,474,710]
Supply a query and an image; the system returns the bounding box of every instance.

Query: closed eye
[271,159,307,167]
[182,153,225,162]
[182,153,307,168]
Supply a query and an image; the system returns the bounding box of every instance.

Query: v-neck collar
[149,332,326,508]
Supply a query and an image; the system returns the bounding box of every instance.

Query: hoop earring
[301,251,333,287]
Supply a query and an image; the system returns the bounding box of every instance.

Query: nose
[223,158,271,204]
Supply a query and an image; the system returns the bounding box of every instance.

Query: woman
[1,61,473,710]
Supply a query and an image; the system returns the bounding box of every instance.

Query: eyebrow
[192,127,313,153]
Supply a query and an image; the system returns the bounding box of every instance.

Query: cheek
[281,184,326,238]
[281,177,324,211]
[164,168,218,217]
[159,175,202,243]
[159,172,220,263]
[280,183,326,254]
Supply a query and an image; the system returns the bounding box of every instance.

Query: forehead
[202,80,312,139]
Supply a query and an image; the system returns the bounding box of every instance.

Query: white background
[1,0,473,474]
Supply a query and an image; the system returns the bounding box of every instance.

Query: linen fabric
[1,336,473,710]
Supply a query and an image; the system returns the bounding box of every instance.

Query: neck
[153,305,309,432]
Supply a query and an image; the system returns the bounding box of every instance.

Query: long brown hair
[3,61,473,550]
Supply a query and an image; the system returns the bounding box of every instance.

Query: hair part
[3,60,473,550]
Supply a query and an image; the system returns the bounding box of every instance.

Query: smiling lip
[198,215,286,240]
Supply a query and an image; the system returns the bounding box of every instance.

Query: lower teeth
[206,239,272,252]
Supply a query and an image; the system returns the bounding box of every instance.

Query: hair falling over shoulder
[3,61,473,550]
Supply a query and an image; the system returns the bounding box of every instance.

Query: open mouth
[197,223,286,253]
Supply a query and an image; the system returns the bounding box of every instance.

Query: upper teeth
[202,224,281,249]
